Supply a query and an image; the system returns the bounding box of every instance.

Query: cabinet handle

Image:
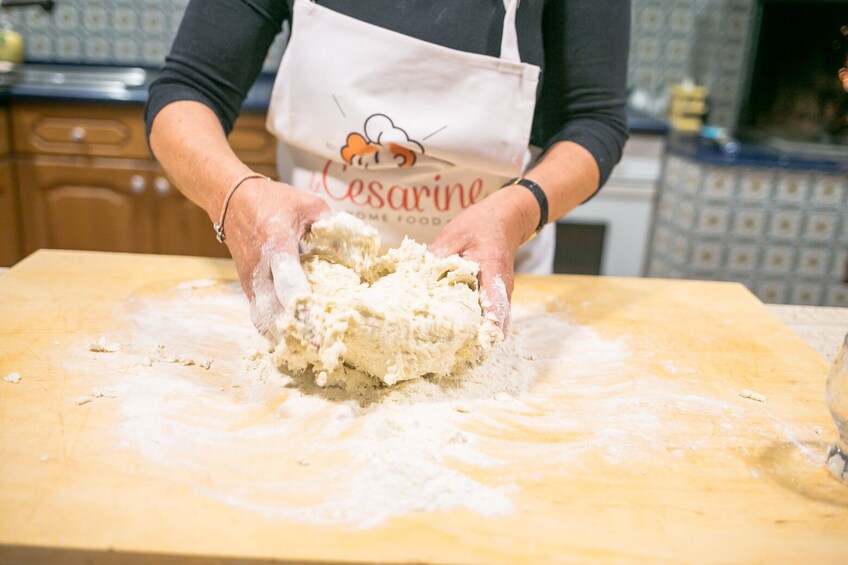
[154,176,170,195]
[130,175,146,194]
[69,126,87,142]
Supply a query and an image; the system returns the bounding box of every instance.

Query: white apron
[266,0,555,273]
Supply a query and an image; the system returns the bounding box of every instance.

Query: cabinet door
[153,173,231,259]
[0,107,10,156]
[229,112,277,166]
[0,158,21,266]
[17,156,156,255]
[11,101,149,159]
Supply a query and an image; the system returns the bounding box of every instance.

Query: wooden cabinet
[0,107,10,155]
[17,156,157,255]
[9,101,278,259]
[0,106,22,267]
[11,102,149,158]
[156,179,230,259]
[0,157,21,266]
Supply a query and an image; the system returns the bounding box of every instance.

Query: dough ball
[272,213,500,386]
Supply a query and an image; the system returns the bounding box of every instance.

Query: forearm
[503,140,601,244]
[149,100,254,220]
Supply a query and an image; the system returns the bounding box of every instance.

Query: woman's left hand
[430,186,539,334]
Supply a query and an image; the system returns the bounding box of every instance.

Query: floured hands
[430,187,538,334]
[222,178,330,337]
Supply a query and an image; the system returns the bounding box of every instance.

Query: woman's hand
[430,186,539,334]
[223,178,330,337]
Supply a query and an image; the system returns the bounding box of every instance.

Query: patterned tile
[803,213,839,242]
[767,210,802,241]
[697,207,730,235]
[797,248,830,278]
[757,281,788,304]
[727,244,759,273]
[732,209,766,238]
[827,286,848,308]
[775,175,810,205]
[703,170,735,201]
[761,246,795,275]
[692,242,723,270]
[790,283,824,306]
[738,170,775,200]
[811,176,846,207]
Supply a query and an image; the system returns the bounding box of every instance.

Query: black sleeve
[144,0,290,140]
[532,0,630,192]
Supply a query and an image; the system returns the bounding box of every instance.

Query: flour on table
[272,212,500,387]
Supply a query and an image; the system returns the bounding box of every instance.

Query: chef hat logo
[364,114,424,153]
[341,114,424,168]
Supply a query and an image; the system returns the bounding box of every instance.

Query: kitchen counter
[0,63,668,134]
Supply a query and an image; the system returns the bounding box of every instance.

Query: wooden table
[1,250,846,564]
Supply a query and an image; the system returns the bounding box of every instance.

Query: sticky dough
[272,213,500,387]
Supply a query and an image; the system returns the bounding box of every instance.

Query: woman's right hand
[222,177,330,338]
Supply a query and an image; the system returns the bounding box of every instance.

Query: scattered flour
[61,280,824,529]
[177,279,218,290]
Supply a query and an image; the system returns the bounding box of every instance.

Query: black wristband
[501,177,549,235]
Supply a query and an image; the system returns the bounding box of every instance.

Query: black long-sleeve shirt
[145,0,630,187]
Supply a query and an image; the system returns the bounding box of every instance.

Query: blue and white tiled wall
[649,155,848,307]
[6,0,752,127]
[4,0,288,73]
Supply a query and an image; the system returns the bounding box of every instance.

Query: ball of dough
[272,213,500,387]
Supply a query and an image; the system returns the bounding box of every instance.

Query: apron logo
[340,114,424,169]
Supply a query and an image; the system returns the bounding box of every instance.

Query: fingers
[249,248,284,339]
[478,267,512,335]
[270,251,310,308]
[429,231,471,259]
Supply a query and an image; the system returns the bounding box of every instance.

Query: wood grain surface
[0,250,846,565]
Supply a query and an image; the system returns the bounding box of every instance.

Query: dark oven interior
[737,0,848,150]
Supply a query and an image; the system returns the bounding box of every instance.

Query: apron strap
[500,0,521,62]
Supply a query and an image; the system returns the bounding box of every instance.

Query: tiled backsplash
[6,0,752,128]
[4,0,288,77]
[648,155,848,307]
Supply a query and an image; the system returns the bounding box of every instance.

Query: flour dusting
[60,280,823,529]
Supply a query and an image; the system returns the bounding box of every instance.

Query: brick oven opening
[737,0,848,155]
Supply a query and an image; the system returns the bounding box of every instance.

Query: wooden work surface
[1,250,846,564]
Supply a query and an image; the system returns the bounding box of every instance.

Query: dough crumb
[455,405,471,414]
[449,432,469,444]
[140,357,154,367]
[297,458,310,467]
[739,389,766,403]
[89,337,120,353]
[39,454,49,463]
[91,387,117,399]
[3,372,22,384]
